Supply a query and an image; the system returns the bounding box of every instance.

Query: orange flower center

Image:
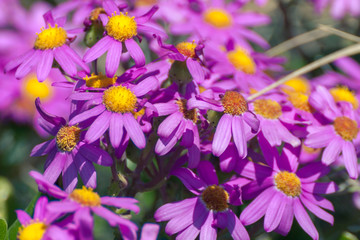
[221,91,248,115]
[333,116,359,141]
[253,99,282,119]
[176,99,198,123]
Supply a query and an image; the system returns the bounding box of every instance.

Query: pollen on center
[274,171,301,197]
[83,73,117,88]
[201,185,229,212]
[106,12,137,42]
[288,92,313,112]
[221,91,248,116]
[34,24,67,50]
[18,221,47,240]
[56,125,81,152]
[330,86,359,109]
[176,99,198,123]
[102,85,137,113]
[333,116,359,141]
[227,48,256,74]
[253,99,282,119]
[203,8,232,28]
[176,41,197,58]
[69,186,101,207]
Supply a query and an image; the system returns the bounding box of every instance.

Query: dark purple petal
[85,110,111,143]
[74,207,93,240]
[297,162,329,183]
[125,38,145,67]
[226,210,250,240]
[35,98,66,126]
[197,161,218,186]
[31,139,56,157]
[172,168,206,194]
[123,112,146,149]
[62,154,78,193]
[78,144,113,166]
[37,50,54,82]
[302,182,338,195]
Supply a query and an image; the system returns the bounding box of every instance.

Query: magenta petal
[172,168,205,194]
[154,197,197,221]
[342,140,359,179]
[322,139,342,165]
[92,206,138,230]
[125,38,145,67]
[197,161,218,186]
[293,198,319,240]
[47,201,80,215]
[240,187,273,225]
[123,113,146,149]
[132,76,159,97]
[304,126,334,148]
[135,6,158,24]
[302,182,338,195]
[158,112,182,138]
[264,192,286,232]
[300,195,333,225]
[153,102,178,116]
[83,36,112,63]
[186,59,204,83]
[5,50,34,73]
[275,199,294,236]
[16,210,32,225]
[33,197,48,220]
[37,50,54,82]
[35,98,66,126]
[101,197,139,213]
[137,24,167,39]
[70,92,104,101]
[226,210,250,240]
[78,144,113,166]
[62,154,78,193]
[105,41,122,77]
[109,113,124,148]
[43,152,67,184]
[29,171,67,199]
[103,0,119,15]
[54,47,77,76]
[31,139,56,157]
[243,111,259,132]
[165,214,192,235]
[73,207,93,240]
[69,104,105,125]
[61,45,90,73]
[200,212,216,240]
[74,153,97,188]
[15,50,41,79]
[140,223,160,240]
[212,114,232,157]
[232,115,247,158]
[85,110,111,143]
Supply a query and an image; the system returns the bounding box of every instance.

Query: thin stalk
[318,24,360,43]
[248,43,360,101]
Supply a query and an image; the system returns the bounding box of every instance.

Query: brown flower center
[201,185,229,211]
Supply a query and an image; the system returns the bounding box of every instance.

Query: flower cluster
[2,0,360,239]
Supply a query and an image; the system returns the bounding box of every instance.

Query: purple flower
[31,98,113,192]
[237,143,337,240]
[311,0,360,19]
[5,11,89,82]
[30,171,140,240]
[188,90,259,158]
[155,161,250,240]
[305,85,360,179]
[83,0,166,77]
[16,196,72,240]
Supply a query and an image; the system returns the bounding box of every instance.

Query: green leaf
[6,192,41,240]
[0,218,7,240]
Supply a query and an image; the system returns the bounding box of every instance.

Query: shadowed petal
[200,212,216,240]
[74,153,96,189]
[43,152,67,185]
[172,168,206,194]
[31,139,56,157]
[62,154,78,193]
[78,144,113,166]
[69,104,105,125]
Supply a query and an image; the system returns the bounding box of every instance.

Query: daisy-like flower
[83,0,166,77]
[154,94,201,168]
[155,161,250,240]
[5,11,89,82]
[250,98,301,147]
[30,171,140,240]
[188,90,259,158]
[237,142,337,240]
[31,98,113,192]
[16,196,72,240]
[311,0,360,19]
[305,85,360,179]
[171,0,270,48]
[69,73,158,150]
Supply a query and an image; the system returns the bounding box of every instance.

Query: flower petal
[212,114,232,157]
[123,112,146,149]
[125,38,145,67]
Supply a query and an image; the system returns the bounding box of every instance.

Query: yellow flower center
[106,12,137,42]
[176,99,198,123]
[302,144,320,154]
[176,42,197,58]
[253,99,282,119]
[203,8,232,28]
[18,221,47,240]
[201,185,229,211]
[102,86,137,113]
[83,73,117,88]
[23,74,53,101]
[330,86,358,109]
[135,0,158,6]
[69,186,101,207]
[34,24,67,50]
[274,171,301,197]
[221,91,248,116]
[90,7,106,21]
[227,48,256,74]
[56,125,81,152]
[133,108,145,119]
[333,116,359,141]
[282,77,310,94]
[288,92,313,112]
